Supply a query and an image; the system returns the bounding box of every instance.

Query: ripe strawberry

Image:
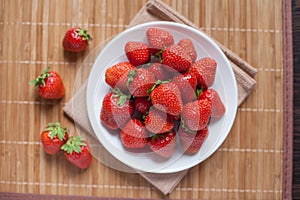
[189,57,217,89]
[120,118,148,149]
[134,97,152,115]
[61,136,92,169]
[100,89,134,130]
[145,107,174,134]
[125,41,150,66]
[198,89,226,118]
[150,81,183,116]
[148,63,173,81]
[29,67,65,99]
[40,122,69,155]
[162,45,192,72]
[172,72,197,104]
[178,125,208,154]
[127,68,156,97]
[181,98,212,131]
[178,38,197,62]
[149,131,176,158]
[62,27,92,52]
[105,62,135,93]
[146,27,174,54]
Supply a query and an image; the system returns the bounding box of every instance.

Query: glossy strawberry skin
[181,98,212,131]
[125,41,150,66]
[162,45,192,72]
[120,119,149,149]
[145,107,174,134]
[127,68,156,97]
[178,125,208,154]
[38,71,65,99]
[148,63,173,81]
[30,68,65,99]
[64,140,92,169]
[62,27,92,52]
[100,91,134,130]
[134,97,152,115]
[146,27,174,54]
[178,38,197,62]
[41,130,68,155]
[105,62,135,93]
[172,72,197,104]
[150,82,183,116]
[189,57,217,89]
[198,89,226,118]
[149,130,176,158]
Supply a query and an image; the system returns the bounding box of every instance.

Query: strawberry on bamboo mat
[29,67,65,99]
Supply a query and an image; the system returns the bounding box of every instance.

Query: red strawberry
[178,125,208,154]
[100,89,134,130]
[189,57,217,89]
[62,27,92,52]
[172,72,197,104]
[145,107,174,134]
[29,67,65,99]
[61,136,92,169]
[148,63,173,81]
[105,62,135,93]
[40,122,69,155]
[120,118,148,149]
[149,131,176,158]
[134,97,152,115]
[127,68,156,97]
[178,38,197,62]
[146,27,174,54]
[162,45,192,72]
[150,81,183,116]
[181,98,212,131]
[125,41,150,66]
[198,89,226,118]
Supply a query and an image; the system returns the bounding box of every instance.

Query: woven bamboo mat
[0,0,287,199]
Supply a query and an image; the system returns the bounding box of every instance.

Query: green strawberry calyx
[76,29,92,41]
[126,69,138,87]
[147,79,169,95]
[111,88,131,107]
[195,87,204,99]
[180,115,197,134]
[29,67,52,88]
[45,122,68,140]
[61,136,86,154]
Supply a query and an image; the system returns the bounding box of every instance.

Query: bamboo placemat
[0,0,288,199]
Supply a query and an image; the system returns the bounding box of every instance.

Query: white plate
[86,21,238,173]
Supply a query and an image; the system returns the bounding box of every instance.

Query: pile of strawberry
[100,27,226,159]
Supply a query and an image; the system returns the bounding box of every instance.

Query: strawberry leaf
[29,67,53,88]
[111,88,131,106]
[61,136,86,154]
[76,29,92,41]
[180,115,197,134]
[45,122,68,140]
[126,69,137,87]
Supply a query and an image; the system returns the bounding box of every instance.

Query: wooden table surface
[0,0,288,199]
